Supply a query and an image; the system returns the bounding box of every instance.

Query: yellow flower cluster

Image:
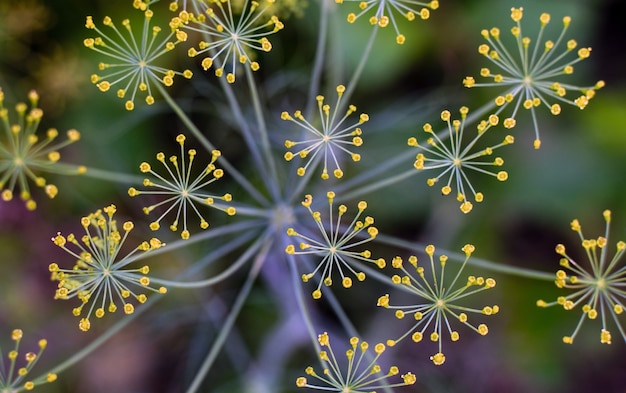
[0,88,83,210]
[50,204,167,331]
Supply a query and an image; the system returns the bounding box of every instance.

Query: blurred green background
[1,0,626,392]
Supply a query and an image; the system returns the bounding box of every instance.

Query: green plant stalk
[122,220,266,265]
[36,294,156,379]
[151,229,266,289]
[244,65,281,199]
[305,0,330,118]
[343,26,379,105]
[185,236,273,393]
[70,165,144,184]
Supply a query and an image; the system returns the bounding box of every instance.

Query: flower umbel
[0,329,57,392]
[336,0,439,44]
[285,192,385,299]
[295,332,416,392]
[537,210,626,345]
[84,9,192,111]
[0,88,82,210]
[408,107,513,213]
[378,244,498,365]
[462,7,604,149]
[128,134,236,240]
[282,85,368,180]
[172,0,284,83]
[49,204,167,332]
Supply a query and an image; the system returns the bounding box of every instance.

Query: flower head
[463,8,604,149]
[336,0,439,44]
[84,8,192,111]
[407,107,513,213]
[0,329,57,392]
[296,332,416,392]
[378,244,498,365]
[282,85,368,180]
[537,210,626,345]
[49,204,167,331]
[285,192,385,299]
[128,134,236,240]
[171,0,284,83]
[0,88,83,210]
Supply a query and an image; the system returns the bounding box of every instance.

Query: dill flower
[49,204,167,332]
[132,0,159,11]
[128,134,236,240]
[0,88,83,210]
[336,0,439,44]
[377,244,498,365]
[84,8,193,111]
[296,332,416,391]
[0,329,57,392]
[171,0,284,83]
[282,85,368,180]
[407,107,513,213]
[537,210,626,345]
[168,1,195,12]
[285,192,385,299]
[462,7,604,149]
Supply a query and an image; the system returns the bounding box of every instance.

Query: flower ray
[378,244,497,365]
[285,192,385,299]
[537,210,626,344]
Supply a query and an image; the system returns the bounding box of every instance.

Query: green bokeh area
[1,0,626,392]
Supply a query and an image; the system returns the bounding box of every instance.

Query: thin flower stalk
[462,7,604,149]
[537,210,626,345]
[378,244,498,365]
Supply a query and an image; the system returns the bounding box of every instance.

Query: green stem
[67,166,144,185]
[339,168,418,202]
[185,235,272,393]
[228,204,273,218]
[244,66,280,199]
[287,252,321,353]
[343,26,378,105]
[155,82,270,207]
[123,220,266,265]
[41,294,156,378]
[216,65,276,200]
[376,233,555,281]
[151,229,266,288]
[287,152,323,205]
[304,0,329,118]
